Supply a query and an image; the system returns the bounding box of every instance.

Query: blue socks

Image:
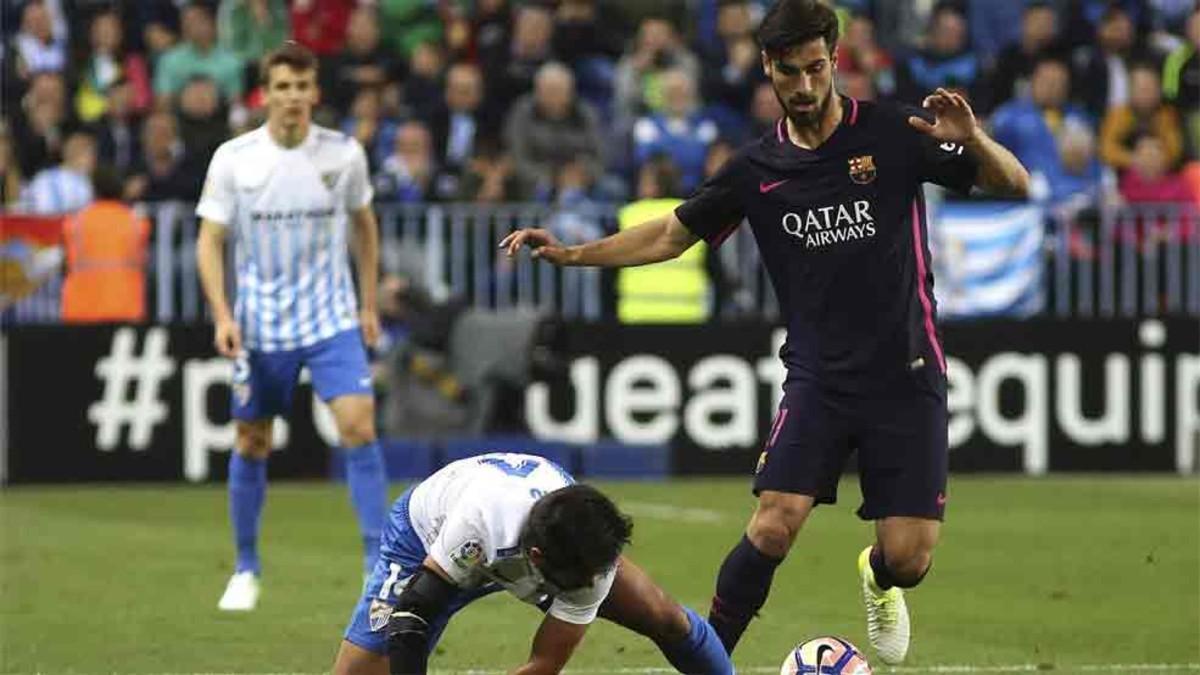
[342,441,387,571]
[228,453,267,575]
[657,607,735,674]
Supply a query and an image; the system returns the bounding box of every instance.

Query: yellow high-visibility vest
[617,198,709,324]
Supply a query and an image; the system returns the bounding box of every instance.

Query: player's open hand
[214,318,242,358]
[359,308,381,348]
[498,228,577,265]
[908,88,979,145]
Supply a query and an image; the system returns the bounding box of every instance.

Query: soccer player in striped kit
[501,0,1030,664]
[196,42,387,611]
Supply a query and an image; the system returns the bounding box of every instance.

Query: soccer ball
[779,636,872,675]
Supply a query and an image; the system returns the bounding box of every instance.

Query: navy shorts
[343,488,501,655]
[753,378,948,521]
[231,329,372,420]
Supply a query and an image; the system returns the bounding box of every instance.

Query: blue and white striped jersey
[196,124,374,352]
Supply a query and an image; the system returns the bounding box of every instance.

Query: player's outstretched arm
[499,212,700,268]
[511,615,589,675]
[196,219,241,357]
[908,88,1030,198]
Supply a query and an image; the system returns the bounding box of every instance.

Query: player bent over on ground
[332,453,732,675]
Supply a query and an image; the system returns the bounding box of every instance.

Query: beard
[775,83,833,129]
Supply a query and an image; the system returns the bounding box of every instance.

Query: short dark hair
[92,165,124,200]
[755,0,840,58]
[259,41,318,85]
[521,484,632,585]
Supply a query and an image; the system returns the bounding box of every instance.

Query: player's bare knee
[653,601,691,644]
[746,515,797,558]
[235,425,272,459]
[337,418,376,448]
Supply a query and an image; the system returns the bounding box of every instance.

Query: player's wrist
[963,126,987,150]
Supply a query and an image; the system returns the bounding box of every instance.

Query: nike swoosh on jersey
[759,179,789,193]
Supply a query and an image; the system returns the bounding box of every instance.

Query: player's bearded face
[766,42,836,129]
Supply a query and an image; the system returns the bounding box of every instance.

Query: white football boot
[217,571,261,611]
[857,546,910,664]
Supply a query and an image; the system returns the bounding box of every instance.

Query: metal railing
[5,199,1198,323]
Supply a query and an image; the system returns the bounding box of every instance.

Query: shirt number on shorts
[379,562,407,600]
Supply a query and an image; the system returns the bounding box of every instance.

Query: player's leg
[599,556,733,675]
[708,383,852,653]
[219,350,300,611]
[309,329,388,573]
[854,383,948,664]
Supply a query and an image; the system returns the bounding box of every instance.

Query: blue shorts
[343,488,501,655]
[231,329,372,420]
[753,378,948,521]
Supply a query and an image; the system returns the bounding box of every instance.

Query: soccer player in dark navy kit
[501,0,1029,664]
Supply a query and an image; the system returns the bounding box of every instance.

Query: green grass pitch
[2,476,1197,673]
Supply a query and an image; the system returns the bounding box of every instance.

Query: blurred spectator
[1052,120,1117,213]
[92,78,142,174]
[635,154,683,200]
[895,3,981,104]
[967,0,1026,60]
[552,0,627,112]
[1119,133,1196,204]
[748,81,784,139]
[290,0,352,56]
[870,1,936,55]
[991,56,1093,203]
[836,13,895,100]
[633,68,720,193]
[218,0,290,65]
[125,111,197,202]
[505,62,604,200]
[430,63,498,175]
[406,41,448,123]
[700,1,762,128]
[59,166,149,323]
[453,138,522,203]
[982,2,1061,114]
[1071,5,1144,121]
[323,7,402,115]
[614,16,701,122]
[374,120,436,203]
[378,0,443,58]
[1100,62,1184,171]
[11,72,70,177]
[484,4,557,121]
[1062,0,1150,50]
[73,10,152,124]
[154,3,244,106]
[176,76,229,167]
[342,86,400,172]
[1163,9,1199,158]
[22,132,96,214]
[0,123,24,208]
[473,0,513,70]
[140,9,180,66]
[9,0,67,79]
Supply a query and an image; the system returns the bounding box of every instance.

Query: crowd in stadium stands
[2,0,1199,217]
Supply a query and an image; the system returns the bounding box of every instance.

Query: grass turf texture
[2,476,1197,673]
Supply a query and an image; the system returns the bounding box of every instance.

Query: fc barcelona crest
[848,155,876,185]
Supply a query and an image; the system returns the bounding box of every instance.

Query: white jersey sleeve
[547,565,617,625]
[196,145,236,225]
[427,499,492,587]
[344,140,374,211]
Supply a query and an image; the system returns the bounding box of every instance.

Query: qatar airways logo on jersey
[781,199,877,249]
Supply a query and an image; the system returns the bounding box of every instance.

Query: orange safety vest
[60,201,150,322]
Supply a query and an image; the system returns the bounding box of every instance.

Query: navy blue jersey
[676,97,979,393]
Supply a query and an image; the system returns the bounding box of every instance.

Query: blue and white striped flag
[933,202,1045,318]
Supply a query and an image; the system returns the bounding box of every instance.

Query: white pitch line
[620,500,730,524]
